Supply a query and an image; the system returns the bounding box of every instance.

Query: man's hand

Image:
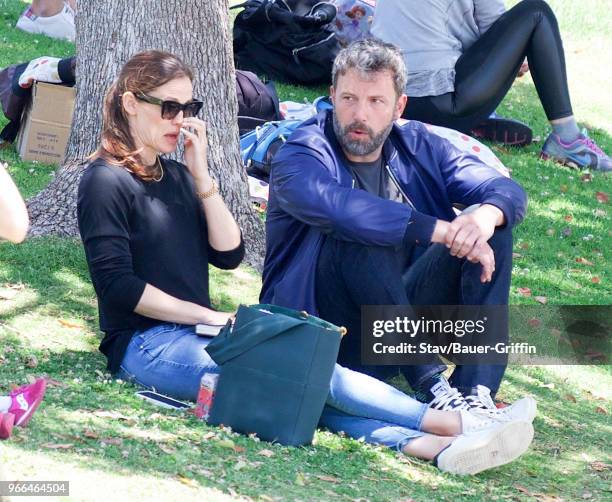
[430,204,504,282]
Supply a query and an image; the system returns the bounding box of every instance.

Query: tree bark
[27,0,265,269]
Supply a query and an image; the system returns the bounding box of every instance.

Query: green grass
[1,0,611,500]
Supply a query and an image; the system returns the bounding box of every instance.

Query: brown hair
[95,50,194,180]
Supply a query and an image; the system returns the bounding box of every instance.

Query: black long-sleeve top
[77,158,245,373]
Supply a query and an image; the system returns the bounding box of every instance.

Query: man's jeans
[316,224,513,397]
[116,323,429,451]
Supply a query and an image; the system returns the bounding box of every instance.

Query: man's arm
[272,149,437,247]
[0,163,29,243]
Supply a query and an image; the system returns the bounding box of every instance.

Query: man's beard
[332,112,393,158]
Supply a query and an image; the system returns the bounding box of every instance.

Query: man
[261,39,533,417]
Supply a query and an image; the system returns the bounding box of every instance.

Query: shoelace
[430,387,471,411]
[584,137,605,156]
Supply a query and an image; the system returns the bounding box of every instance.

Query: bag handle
[205,308,306,365]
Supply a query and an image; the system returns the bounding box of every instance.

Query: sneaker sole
[438,421,534,475]
[540,152,580,169]
[471,119,533,147]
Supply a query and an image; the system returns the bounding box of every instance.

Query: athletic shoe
[0,412,15,440]
[435,419,534,475]
[465,385,537,423]
[8,378,47,427]
[428,377,471,411]
[541,130,612,172]
[15,3,75,42]
[471,114,533,147]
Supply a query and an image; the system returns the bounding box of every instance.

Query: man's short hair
[332,38,407,97]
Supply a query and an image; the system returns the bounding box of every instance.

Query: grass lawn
[0,0,611,500]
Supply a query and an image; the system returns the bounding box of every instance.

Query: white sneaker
[436,420,534,475]
[465,385,537,423]
[15,3,75,42]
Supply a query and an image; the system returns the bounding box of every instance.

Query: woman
[0,164,46,440]
[371,0,611,171]
[78,50,534,475]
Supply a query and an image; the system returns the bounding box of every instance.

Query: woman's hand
[181,117,211,185]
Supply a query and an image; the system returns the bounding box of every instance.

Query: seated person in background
[78,50,533,475]
[261,38,536,419]
[16,0,75,42]
[371,0,611,171]
[0,165,46,440]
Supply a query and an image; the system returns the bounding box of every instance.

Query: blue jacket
[260,110,527,314]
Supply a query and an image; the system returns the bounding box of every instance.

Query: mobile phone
[135,390,191,410]
[195,323,224,337]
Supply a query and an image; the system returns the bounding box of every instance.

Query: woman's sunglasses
[135,92,203,120]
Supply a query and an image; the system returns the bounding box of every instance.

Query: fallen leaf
[295,472,307,486]
[46,378,69,388]
[589,461,611,472]
[177,475,198,488]
[41,443,73,449]
[101,437,123,446]
[316,475,340,483]
[121,450,130,458]
[201,431,216,440]
[24,355,38,368]
[595,191,609,204]
[534,296,548,305]
[512,253,523,259]
[515,485,534,496]
[216,439,236,450]
[576,257,594,266]
[546,228,555,236]
[58,319,81,329]
[539,383,555,389]
[582,492,593,499]
[560,184,568,193]
[593,208,606,218]
[591,277,601,284]
[595,406,607,415]
[158,443,177,455]
[561,227,572,237]
[83,430,99,439]
[519,242,529,250]
[581,173,593,182]
[564,394,577,403]
[258,449,275,458]
[518,287,532,297]
[92,410,134,422]
[234,445,246,453]
[564,214,573,222]
[528,318,541,328]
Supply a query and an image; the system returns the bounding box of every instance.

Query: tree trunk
[27,0,265,269]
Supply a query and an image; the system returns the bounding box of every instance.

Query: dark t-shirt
[77,158,244,373]
[344,155,404,203]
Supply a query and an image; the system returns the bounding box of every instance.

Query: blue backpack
[240,120,303,181]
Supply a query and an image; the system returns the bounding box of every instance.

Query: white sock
[0,396,11,413]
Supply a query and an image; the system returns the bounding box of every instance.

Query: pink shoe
[0,412,15,439]
[9,378,47,427]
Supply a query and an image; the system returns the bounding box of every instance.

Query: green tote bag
[205,304,345,446]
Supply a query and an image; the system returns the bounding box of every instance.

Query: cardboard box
[17,82,75,165]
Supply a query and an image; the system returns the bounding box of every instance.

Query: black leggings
[403,0,573,133]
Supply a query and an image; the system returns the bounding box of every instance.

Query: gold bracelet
[196,181,219,200]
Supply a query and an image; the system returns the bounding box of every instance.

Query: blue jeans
[316,224,513,397]
[116,323,428,451]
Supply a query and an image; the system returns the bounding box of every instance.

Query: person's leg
[315,236,446,384]
[404,0,571,131]
[319,406,535,474]
[116,323,219,401]
[403,224,514,398]
[29,0,66,17]
[17,0,75,41]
